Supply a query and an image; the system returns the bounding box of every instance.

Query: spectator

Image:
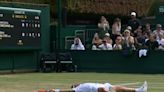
[157,33,164,44]
[112,18,121,41]
[134,26,142,37]
[104,33,113,45]
[98,37,113,50]
[158,39,164,51]
[145,34,159,50]
[126,26,132,36]
[158,33,164,51]
[122,29,136,50]
[128,12,141,35]
[113,36,122,50]
[153,24,164,41]
[134,31,145,49]
[71,37,85,50]
[144,23,152,35]
[143,23,152,42]
[98,16,110,39]
[126,26,132,31]
[92,33,102,50]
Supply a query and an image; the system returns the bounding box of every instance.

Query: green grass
[0,73,163,92]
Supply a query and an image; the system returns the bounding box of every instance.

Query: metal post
[56,0,62,51]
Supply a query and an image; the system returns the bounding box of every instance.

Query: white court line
[115,82,142,86]
[115,82,164,90]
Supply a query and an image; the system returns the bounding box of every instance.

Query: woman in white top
[112,18,121,36]
[71,37,85,50]
[98,16,110,39]
[98,16,110,31]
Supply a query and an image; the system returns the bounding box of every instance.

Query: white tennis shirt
[72,83,112,92]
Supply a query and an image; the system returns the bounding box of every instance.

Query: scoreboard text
[0,7,41,49]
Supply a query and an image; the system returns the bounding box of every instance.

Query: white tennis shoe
[136,81,147,92]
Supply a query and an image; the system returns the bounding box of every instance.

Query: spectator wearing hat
[104,33,113,45]
[122,29,136,50]
[153,24,164,41]
[126,26,132,31]
[128,12,141,35]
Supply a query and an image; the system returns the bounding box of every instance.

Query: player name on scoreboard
[0,6,41,49]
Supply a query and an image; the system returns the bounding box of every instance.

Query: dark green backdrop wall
[71,51,164,73]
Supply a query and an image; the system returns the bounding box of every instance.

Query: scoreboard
[0,7,41,49]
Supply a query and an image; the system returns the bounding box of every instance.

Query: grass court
[0,73,163,92]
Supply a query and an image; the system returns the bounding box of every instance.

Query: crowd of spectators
[70,12,164,51]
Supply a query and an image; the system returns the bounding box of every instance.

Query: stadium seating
[58,52,76,72]
[40,52,76,72]
[40,53,58,72]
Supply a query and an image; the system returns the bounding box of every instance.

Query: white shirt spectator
[98,16,110,31]
[112,18,121,35]
[98,43,113,50]
[92,45,100,50]
[158,39,164,51]
[153,30,164,41]
[153,24,164,41]
[71,37,85,50]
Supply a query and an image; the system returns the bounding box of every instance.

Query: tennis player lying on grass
[38,81,147,92]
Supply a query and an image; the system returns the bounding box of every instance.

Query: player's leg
[38,89,75,92]
[111,81,147,92]
[112,85,135,92]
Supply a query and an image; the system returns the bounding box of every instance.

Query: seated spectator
[145,34,159,50]
[98,16,110,39]
[104,33,113,45]
[157,32,164,44]
[143,23,152,35]
[134,30,145,49]
[153,24,164,41]
[126,26,132,31]
[134,26,142,37]
[113,36,122,50]
[112,18,121,41]
[98,37,113,50]
[92,33,102,50]
[71,37,85,50]
[158,39,164,51]
[122,29,136,50]
[126,26,132,36]
[158,33,164,51]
